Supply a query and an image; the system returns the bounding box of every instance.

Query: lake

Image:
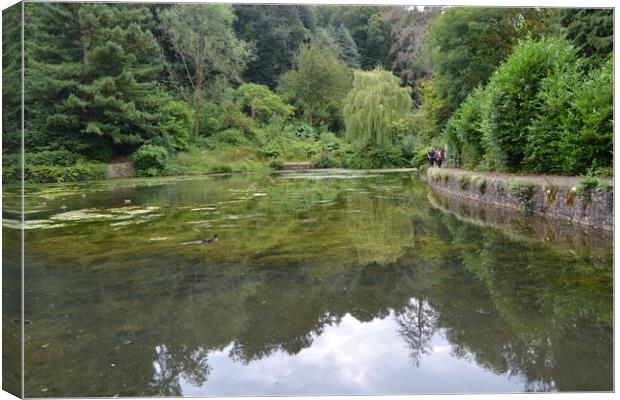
[2,170,613,396]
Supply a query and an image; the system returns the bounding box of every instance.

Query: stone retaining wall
[106,162,136,178]
[426,168,613,231]
[283,162,313,170]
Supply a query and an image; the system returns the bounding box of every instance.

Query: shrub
[234,83,294,124]
[24,149,82,167]
[480,37,581,172]
[269,159,284,170]
[443,86,486,168]
[209,164,233,174]
[560,58,613,175]
[214,129,248,146]
[2,165,21,184]
[159,100,194,150]
[587,166,613,178]
[221,109,256,136]
[200,102,223,137]
[596,181,613,191]
[23,163,107,183]
[318,131,342,151]
[576,177,599,193]
[258,145,280,159]
[456,173,471,190]
[575,177,599,206]
[507,179,536,212]
[472,176,487,193]
[346,145,404,169]
[149,134,176,155]
[161,162,189,177]
[522,56,612,176]
[522,55,582,174]
[447,51,611,176]
[410,148,429,168]
[290,123,320,140]
[142,167,160,177]
[565,187,577,206]
[130,144,169,176]
[312,152,339,169]
[442,117,462,167]
[545,184,557,204]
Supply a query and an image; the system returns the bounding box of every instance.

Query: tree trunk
[194,88,202,142]
[193,39,205,142]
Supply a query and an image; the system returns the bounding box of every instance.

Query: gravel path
[433,167,612,188]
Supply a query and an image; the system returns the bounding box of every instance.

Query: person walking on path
[435,148,443,168]
[427,147,436,167]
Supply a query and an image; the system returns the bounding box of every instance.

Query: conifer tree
[26,3,163,160]
[334,24,361,68]
[559,8,613,61]
[312,26,342,59]
[234,5,312,89]
[2,3,22,154]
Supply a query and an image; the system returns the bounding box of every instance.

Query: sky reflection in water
[180,310,524,396]
[2,170,612,396]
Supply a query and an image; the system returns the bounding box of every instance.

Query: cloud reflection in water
[180,309,524,396]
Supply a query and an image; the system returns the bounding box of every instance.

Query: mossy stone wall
[426,168,613,231]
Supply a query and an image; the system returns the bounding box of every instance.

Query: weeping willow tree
[343,68,412,148]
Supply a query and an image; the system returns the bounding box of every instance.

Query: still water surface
[3,170,613,396]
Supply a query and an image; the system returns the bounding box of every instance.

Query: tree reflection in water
[395,298,437,367]
[15,172,611,396]
[152,345,210,396]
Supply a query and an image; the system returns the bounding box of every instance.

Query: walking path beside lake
[434,167,613,188]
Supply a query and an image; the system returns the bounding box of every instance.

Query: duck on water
[181,234,218,245]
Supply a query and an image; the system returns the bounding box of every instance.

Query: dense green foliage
[384,7,440,98]
[334,24,362,68]
[26,3,164,160]
[343,68,412,148]
[2,3,21,153]
[318,5,392,69]
[234,83,294,124]
[234,5,315,89]
[161,4,252,141]
[559,9,613,61]
[278,43,352,129]
[525,57,613,175]
[443,37,613,175]
[481,37,581,171]
[3,5,613,183]
[435,9,553,118]
[443,87,485,168]
[130,144,169,176]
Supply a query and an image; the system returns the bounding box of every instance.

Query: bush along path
[424,167,613,231]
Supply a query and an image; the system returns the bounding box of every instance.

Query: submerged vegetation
[4,171,612,395]
[1,5,612,183]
